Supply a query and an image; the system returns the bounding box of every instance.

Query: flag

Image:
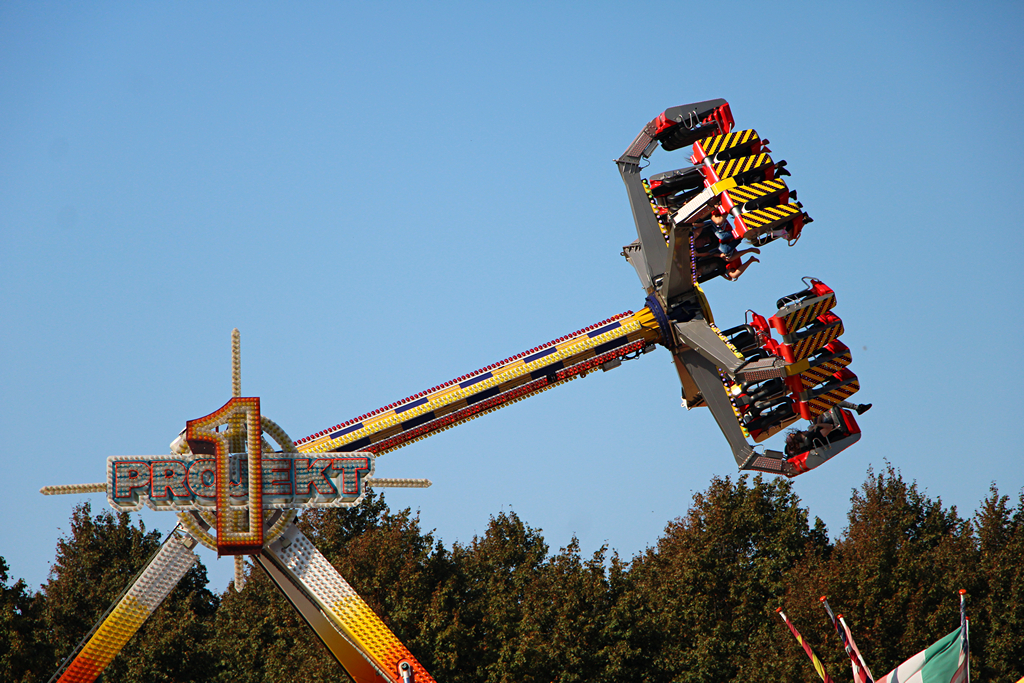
[777,607,836,683]
[821,597,873,683]
[840,615,875,683]
[876,626,968,683]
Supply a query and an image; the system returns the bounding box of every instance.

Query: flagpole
[838,615,874,682]
[820,597,873,683]
[959,590,970,683]
[777,607,836,683]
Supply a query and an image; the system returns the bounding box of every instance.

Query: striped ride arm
[53,530,198,683]
[260,523,433,683]
[296,310,662,455]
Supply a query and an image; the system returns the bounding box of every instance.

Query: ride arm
[258,522,433,683]
[296,310,662,455]
[673,320,747,377]
[655,216,791,385]
[617,99,732,294]
[676,349,754,468]
[48,528,199,683]
[617,156,668,292]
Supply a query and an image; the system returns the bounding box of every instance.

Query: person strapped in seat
[784,401,871,458]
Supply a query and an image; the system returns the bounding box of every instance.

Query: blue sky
[2,2,1022,593]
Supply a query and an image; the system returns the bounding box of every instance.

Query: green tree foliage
[0,557,45,683]
[610,475,830,683]
[441,514,614,683]
[108,555,218,683]
[517,538,611,683]
[9,473,1023,683]
[443,511,551,682]
[973,485,1024,681]
[798,465,975,679]
[206,561,348,683]
[39,502,163,664]
[301,492,448,663]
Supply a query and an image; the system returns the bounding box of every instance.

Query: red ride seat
[784,408,861,476]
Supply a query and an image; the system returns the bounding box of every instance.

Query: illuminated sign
[185,396,266,553]
[107,454,374,512]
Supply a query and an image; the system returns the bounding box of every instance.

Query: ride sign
[107,453,374,512]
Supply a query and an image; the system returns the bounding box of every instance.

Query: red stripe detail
[300,312,637,442]
[366,340,646,454]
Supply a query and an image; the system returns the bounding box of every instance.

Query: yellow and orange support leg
[55,530,198,683]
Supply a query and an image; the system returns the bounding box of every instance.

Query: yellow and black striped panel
[736,202,802,235]
[786,320,844,362]
[724,178,788,205]
[776,295,837,335]
[697,128,760,159]
[805,378,860,418]
[710,153,774,181]
[797,351,853,390]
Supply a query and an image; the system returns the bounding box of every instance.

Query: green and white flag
[877,626,968,683]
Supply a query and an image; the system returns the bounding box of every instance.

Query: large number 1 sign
[185,397,264,555]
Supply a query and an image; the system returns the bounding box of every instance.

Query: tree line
[2,465,1021,683]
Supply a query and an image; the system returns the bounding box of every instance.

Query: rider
[784,401,872,457]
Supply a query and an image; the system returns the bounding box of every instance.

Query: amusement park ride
[41,98,865,683]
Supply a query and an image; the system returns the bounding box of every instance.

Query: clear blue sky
[2,2,1022,593]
